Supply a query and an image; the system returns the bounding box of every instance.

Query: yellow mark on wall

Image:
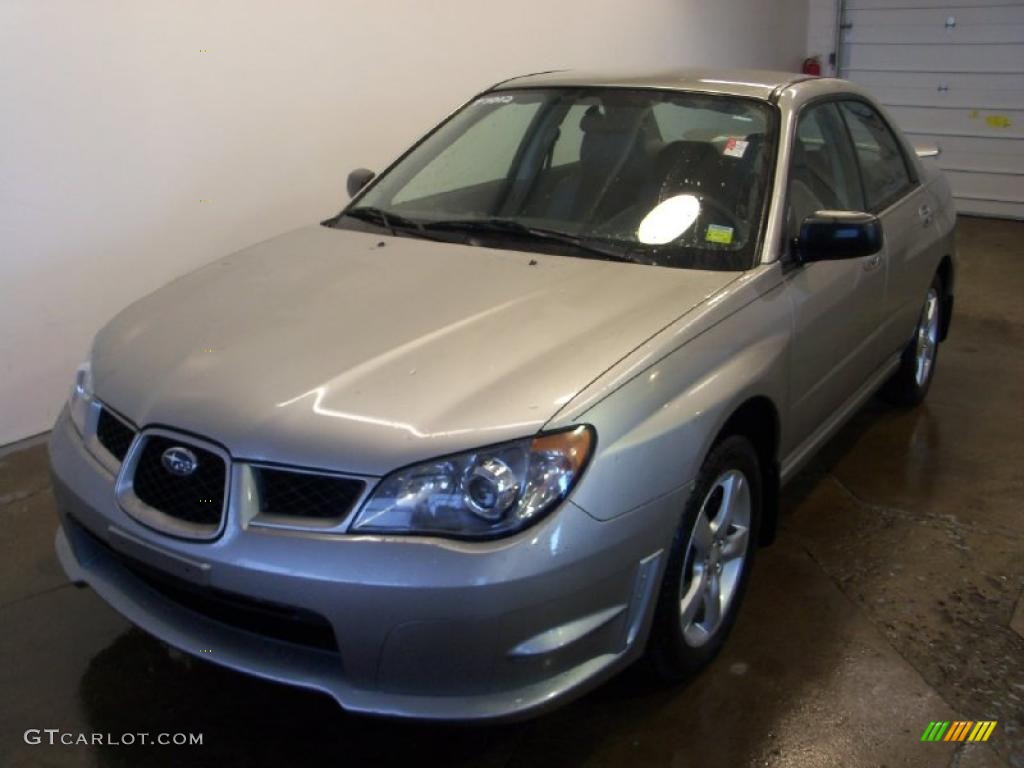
[985,115,1012,129]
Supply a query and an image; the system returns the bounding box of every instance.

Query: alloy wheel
[678,469,752,647]
[915,288,940,388]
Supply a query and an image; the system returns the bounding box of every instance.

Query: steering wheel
[678,189,741,235]
[590,190,742,245]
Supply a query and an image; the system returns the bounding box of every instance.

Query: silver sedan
[51,68,956,720]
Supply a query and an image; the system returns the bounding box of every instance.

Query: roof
[492,68,811,100]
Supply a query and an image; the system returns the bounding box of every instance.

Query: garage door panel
[848,0,1024,10]
[847,69,1022,92]
[953,197,1023,218]
[843,23,1024,44]
[884,105,1024,138]
[841,41,1024,72]
[910,134,1024,174]
[846,6,1024,27]
[845,69,1024,110]
[943,169,1024,200]
[840,0,1024,219]
[865,85,1024,109]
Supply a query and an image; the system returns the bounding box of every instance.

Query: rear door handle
[863,253,882,272]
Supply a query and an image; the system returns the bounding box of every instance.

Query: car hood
[93,225,738,475]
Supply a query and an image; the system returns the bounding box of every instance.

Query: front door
[784,101,887,449]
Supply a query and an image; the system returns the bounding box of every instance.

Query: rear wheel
[648,435,761,681]
[881,274,942,407]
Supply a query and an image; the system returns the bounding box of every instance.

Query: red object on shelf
[802,57,822,76]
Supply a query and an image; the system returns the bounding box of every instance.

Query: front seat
[549,105,652,225]
[787,140,834,236]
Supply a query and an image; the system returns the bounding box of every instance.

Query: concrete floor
[1,216,1021,768]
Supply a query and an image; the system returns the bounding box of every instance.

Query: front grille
[254,468,365,520]
[67,516,337,652]
[96,407,135,461]
[132,436,226,526]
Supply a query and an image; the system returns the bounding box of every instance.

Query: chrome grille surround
[116,428,231,541]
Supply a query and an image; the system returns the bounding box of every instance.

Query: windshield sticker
[475,94,515,106]
[706,224,734,245]
[723,138,749,159]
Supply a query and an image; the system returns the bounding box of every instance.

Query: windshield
[331,87,777,270]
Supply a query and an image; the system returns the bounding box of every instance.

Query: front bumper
[50,409,683,720]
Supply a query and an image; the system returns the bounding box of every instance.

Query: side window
[839,101,914,210]
[394,102,541,203]
[788,102,864,234]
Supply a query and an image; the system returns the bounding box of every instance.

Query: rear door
[838,99,936,360]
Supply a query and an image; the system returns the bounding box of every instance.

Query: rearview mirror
[347,168,375,198]
[796,211,883,263]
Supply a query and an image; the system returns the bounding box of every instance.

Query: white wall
[0,0,808,445]
[806,0,839,75]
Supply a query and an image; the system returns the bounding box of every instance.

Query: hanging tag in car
[723,138,748,158]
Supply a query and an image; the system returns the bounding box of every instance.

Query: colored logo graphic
[921,721,997,742]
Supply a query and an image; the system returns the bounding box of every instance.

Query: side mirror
[347,168,375,198]
[796,211,883,263]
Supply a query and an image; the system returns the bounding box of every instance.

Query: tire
[881,274,943,407]
[647,435,762,682]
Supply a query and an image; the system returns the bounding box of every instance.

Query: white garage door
[839,0,1024,219]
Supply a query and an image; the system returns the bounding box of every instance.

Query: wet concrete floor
[1,216,1021,767]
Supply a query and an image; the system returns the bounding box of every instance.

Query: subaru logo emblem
[161,446,199,476]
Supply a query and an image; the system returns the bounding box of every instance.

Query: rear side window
[839,101,914,211]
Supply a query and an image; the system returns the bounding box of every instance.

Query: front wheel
[647,435,761,682]
[881,275,942,407]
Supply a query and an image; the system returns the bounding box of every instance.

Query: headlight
[69,361,94,436]
[352,425,595,538]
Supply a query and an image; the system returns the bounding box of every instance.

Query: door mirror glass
[347,168,376,198]
[797,211,882,262]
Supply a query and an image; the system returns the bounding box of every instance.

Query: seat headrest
[580,104,647,135]
[578,106,648,168]
[580,105,605,133]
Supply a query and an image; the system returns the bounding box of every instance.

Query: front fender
[555,268,791,522]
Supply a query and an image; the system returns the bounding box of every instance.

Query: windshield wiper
[423,218,640,264]
[343,206,445,241]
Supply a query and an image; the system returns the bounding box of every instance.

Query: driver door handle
[919,203,934,227]
[863,253,882,272]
